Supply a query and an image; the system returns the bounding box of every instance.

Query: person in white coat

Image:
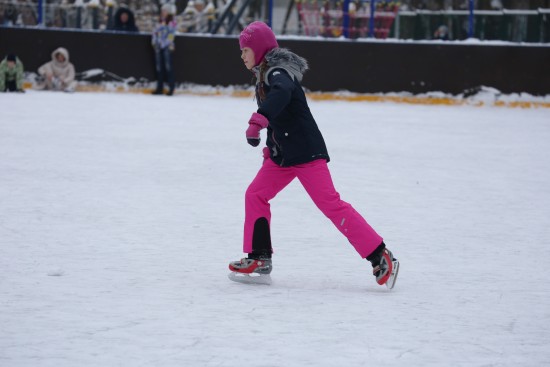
[37,47,77,92]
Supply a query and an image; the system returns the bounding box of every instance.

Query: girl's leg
[244,159,295,256]
[295,159,383,258]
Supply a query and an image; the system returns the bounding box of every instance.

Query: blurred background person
[17,2,38,26]
[179,0,210,33]
[151,3,177,95]
[108,6,139,32]
[0,53,25,92]
[434,25,449,40]
[36,47,77,92]
[1,1,18,25]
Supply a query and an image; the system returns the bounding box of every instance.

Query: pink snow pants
[243,158,383,258]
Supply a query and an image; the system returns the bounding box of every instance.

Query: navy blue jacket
[256,66,330,167]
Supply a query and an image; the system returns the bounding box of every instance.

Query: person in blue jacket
[151,4,176,96]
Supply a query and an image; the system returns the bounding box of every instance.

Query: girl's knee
[245,187,262,202]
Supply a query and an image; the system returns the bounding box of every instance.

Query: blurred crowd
[2,0,549,32]
[0,0,220,33]
[1,2,180,94]
[2,0,548,94]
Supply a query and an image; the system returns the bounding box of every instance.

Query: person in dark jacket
[109,7,139,32]
[228,21,399,289]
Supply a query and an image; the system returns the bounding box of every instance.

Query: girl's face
[241,47,255,70]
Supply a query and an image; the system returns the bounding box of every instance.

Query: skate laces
[373,249,394,285]
[229,257,272,274]
[239,258,252,266]
[233,258,255,269]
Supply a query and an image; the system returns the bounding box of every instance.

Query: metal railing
[393,8,550,42]
[1,0,549,42]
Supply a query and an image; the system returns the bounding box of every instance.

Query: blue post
[37,0,44,26]
[342,0,351,38]
[468,0,474,38]
[369,0,376,38]
[267,0,273,27]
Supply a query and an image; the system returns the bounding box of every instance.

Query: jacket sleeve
[0,61,5,91]
[257,69,295,120]
[38,61,50,76]
[151,27,158,47]
[16,60,24,90]
[166,23,176,49]
[63,63,75,84]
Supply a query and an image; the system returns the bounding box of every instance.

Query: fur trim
[263,48,308,84]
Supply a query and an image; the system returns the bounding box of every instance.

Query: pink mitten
[246,112,269,147]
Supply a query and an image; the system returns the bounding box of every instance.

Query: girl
[151,4,177,96]
[228,22,399,289]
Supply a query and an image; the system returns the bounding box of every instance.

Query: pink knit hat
[239,21,279,67]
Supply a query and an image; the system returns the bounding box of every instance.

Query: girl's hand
[246,112,269,147]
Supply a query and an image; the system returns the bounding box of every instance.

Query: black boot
[366,242,386,267]
[167,84,175,96]
[249,217,273,259]
[152,82,164,95]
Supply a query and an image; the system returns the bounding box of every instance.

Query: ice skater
[228,21,399,288]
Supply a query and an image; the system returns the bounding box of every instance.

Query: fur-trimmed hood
[258,48,309,85]
[51,47,70,66]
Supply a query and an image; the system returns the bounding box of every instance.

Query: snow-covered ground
[1,91,549,366]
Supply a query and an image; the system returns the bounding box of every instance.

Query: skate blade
[386,260,400,290]
[228,272,272,285]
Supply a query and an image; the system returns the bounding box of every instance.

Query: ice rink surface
[1,91,549,366]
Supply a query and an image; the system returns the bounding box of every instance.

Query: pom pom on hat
[239,21,279,67]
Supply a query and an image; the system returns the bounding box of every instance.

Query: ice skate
[367,244,400,290]
[228,257,272,285]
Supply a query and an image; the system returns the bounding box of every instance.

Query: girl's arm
[257,69,294,120]
[16,61,24,90]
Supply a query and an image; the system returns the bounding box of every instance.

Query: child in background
[37,47,76,92]
[228,21,399,289]
[151,3,177,96]
[0,53,24,92]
